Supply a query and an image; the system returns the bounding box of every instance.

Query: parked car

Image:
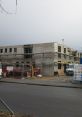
[66,64,74,76]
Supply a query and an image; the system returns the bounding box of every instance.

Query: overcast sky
[0,0,82,50]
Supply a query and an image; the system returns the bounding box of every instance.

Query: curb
[0,80,82,89]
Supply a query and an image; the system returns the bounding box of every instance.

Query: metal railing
[0,97,14,116]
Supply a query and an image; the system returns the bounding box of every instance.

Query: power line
[0,0,17,14]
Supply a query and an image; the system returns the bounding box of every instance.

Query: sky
[0,0,82,50]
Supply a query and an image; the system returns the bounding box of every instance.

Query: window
[24,54,32,59]
[58,46,61,52]
[68,48,71,52]
[64,54,66,59]
[9,48,12,52]
[21,61,24,64]
[5,48,7,53]
[24,48,32,53]
[64,48,66,53]
[0,49,3,53]
[69,56,72,60]
[58,53,61,58]
[80,53,82,58]
[58,63,61,69]
[16,62,19,67]
[24,47,32,59]
[14,48,17,52]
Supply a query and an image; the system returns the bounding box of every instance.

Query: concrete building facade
[0,42,81,76]
[0,45,24,65]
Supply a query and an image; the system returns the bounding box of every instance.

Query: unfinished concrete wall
[33,43,54,76]
[33,42,54,53]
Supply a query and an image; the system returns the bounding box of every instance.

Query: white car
[66,64,74,76]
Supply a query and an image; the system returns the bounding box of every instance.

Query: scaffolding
[0,52,79,77]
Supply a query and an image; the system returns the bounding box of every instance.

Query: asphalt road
[0,83,82,117]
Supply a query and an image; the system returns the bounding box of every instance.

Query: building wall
[53,43,78,75]
[0,42,81,76]
[33,43,55,76]
[33,42,54,53]
[33,43,80,76]
[0,45,24,64]
[0,45,24,54]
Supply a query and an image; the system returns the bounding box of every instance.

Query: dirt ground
[0,112,34,117]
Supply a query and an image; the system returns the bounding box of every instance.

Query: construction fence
[0,52,74,77]
[2,63,41,78]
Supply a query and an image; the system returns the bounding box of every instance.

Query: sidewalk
[0,76,82,88]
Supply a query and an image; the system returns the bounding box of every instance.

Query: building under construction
[0,42,81,76]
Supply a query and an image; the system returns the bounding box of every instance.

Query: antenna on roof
[0,0,18,14]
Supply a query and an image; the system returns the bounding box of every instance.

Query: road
[0,82,82,117]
